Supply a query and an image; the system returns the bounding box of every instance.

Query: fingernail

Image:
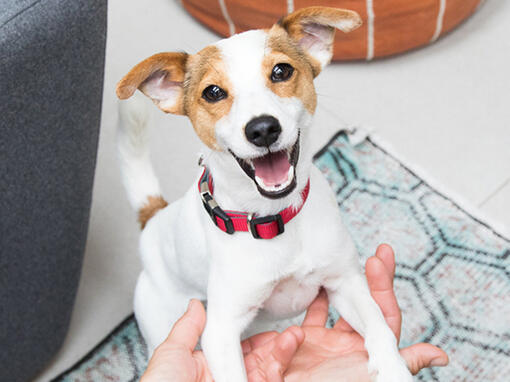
[187,299,194,312]
[430,357,448,367]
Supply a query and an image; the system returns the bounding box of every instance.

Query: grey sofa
[0,1,107,380]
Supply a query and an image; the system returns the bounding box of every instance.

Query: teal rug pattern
[53,131,510,382]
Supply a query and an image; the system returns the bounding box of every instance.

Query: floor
[35,0,509,380]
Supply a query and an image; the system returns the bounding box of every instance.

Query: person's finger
[269,326,305,370]
[242,331,279,355]
[366,255,401,341]
[400,343,449,375]
[302,288,329,327]
[334,245,399,333]
[165,299,206,351]
[376,243,396,282]
[244,326,304,381]
[332,317,353,331]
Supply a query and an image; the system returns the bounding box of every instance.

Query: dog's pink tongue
[253,151,290,187]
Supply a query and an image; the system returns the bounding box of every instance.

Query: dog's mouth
[231,138,300,199]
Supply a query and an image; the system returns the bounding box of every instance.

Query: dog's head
[117,7,361,200]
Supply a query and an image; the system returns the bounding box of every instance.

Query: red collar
[198,168,310,239]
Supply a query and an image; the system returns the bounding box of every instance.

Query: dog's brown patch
[116,52,189,115]
[183,45,233,150]
[279,6,362,36]
[117,47,233,150]
[138,195,168,229]
[265,26,317,114]
[270,24,322,77]
[277,7,362,71]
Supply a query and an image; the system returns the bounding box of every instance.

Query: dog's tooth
[288,166,294,179]
[281,174,291,188]
[255,176,267,189]
[278,166,293,188]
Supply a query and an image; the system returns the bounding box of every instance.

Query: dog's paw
[369,353,413,382]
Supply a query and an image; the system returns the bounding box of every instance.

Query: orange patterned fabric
[182,0,481,60]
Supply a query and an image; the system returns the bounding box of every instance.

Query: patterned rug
[52,131,510,382]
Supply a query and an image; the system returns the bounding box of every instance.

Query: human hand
[141,299,305,382]
[284,244,449,381]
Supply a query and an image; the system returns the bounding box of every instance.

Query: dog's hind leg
[134,271,201,355]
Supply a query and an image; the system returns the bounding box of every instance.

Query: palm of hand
[142,301,373,382]
[285,245,448,381]
[294,325,365,363]
[142,300,304,382]
[285,322,372,382]
[284,249,402,382]
[285,247,405,382]
[142,245,448,382]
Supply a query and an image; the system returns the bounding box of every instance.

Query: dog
[116,6,412,381]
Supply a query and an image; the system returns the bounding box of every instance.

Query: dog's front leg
[325,272,413,382]
[201,312,248,382]
[201,271,271,382]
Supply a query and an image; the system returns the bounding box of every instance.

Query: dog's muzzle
[230,133,300,199]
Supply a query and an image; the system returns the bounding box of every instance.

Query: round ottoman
[182,0,483,60]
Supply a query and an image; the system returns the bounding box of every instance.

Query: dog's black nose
[245,116,282,147]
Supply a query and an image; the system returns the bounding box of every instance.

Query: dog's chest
[261,274,320,319]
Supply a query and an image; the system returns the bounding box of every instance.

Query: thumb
[165,299,206,351]
[400,343,449,375]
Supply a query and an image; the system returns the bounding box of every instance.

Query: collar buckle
[200,183,235,235]
[247,213,285,239]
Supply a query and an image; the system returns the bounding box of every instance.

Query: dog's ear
[279,7,361,74]
[116,52,188,115]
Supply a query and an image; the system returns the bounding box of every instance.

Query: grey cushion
[0,0,40,25]
[0,0,107,380]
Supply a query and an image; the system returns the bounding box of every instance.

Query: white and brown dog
[116,6,412,381]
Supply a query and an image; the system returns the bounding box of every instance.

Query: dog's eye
[271,63,294,83]
[202,85,227,103]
